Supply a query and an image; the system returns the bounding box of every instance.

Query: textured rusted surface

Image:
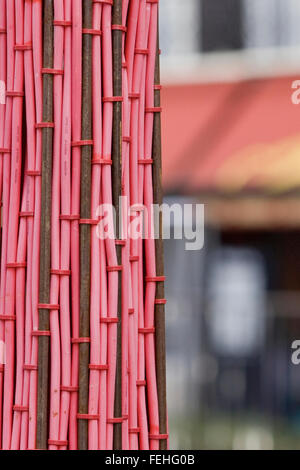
[78,0,93,450]
[153,35,168,451]
[36,0,54,450]
[112,0,123,450]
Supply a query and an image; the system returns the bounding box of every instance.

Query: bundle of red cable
[0,0,167,450]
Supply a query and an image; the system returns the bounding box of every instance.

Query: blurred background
[160,0,300,450]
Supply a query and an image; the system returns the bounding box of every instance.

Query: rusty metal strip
[36,0,54,450]
[112,0,123,450]
[152,29,168,451]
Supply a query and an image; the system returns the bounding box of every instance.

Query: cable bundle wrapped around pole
[0,0,167,450]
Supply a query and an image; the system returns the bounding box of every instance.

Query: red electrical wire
[58,0,72,451]
[102,2,119,450]
[3,0,25,449]
[0,0,6,449]
[27,0,43,450]
[143,1,160,450]
[69,0,82,450]
[88,0,103,450]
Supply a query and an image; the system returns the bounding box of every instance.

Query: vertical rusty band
[78,0,93,450]
[36,0,54,450]
[152,30,168,451]
[112,0,123,450]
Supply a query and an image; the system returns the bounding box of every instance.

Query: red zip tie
[138,328,155,334]
[89,364,109,371]
[100,317,119,324]
[149,434,169,440]
[135,48,149,55]
[23,364,38,371]
[123,136,131,143]
[102,96,123,103]
[14,44,32,51]
[145,276,166,282]
[107,418,124,424]
[71,337,90,344]
[145,107,162,113]
[61,385,79,392]
[122,61,127,68]
[138,159,153,165]
[77,414,100,420]
[93,0,113,4]
[92,157,112,165]
[6,91,24,97]
[53,20,72,27]
[112,25,127,33]
[19,211,34,218]
[0,315,16,321]
[92,154,112,165]
[0,365,4,372]
[6,262,27,269]
[14,43,32,52]
[48,440,68,447]
[0,29,6,34]
[129,428,140,434]
[107,265,123,272]
[154,84,162,90]
[128,93,140,99]
[146,0,159,3]
[130,256,139,262]
[38,304,60,311]
[41,68,64,75]
[26,170,41,177]
[0,148,11,153]
[82,29,102,36]
[32,331,51,337]
[128,308,134,315]
[13,405,29,412]
[155,299,167,305]
[71,140,93,147]
[137,380,146,387]
[50,269,71,276]
[115,240,126,246]
[35,122,55,129]
[59,214,80,221]
[79,219,99,225]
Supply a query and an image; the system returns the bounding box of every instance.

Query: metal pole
[112,0,123,450]
[152,33,168,451]
[36,0,54,450]
[78,0,93,450]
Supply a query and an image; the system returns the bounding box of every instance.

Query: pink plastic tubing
[69,0,82,450]
[0,0,14,448]
[143,2,160,450]
[88,0,102,450]
[59,0,72,451]
[3,0,24,449]
[0,0,163,449]
[27,0,42,450]
[102,2,119,450]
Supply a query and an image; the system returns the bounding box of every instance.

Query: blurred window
[202,0,242,52]
[160,0,300,57]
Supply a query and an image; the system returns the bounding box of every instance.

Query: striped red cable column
[0,0,166,450]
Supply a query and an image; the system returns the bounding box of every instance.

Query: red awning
[161,76,300,194]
